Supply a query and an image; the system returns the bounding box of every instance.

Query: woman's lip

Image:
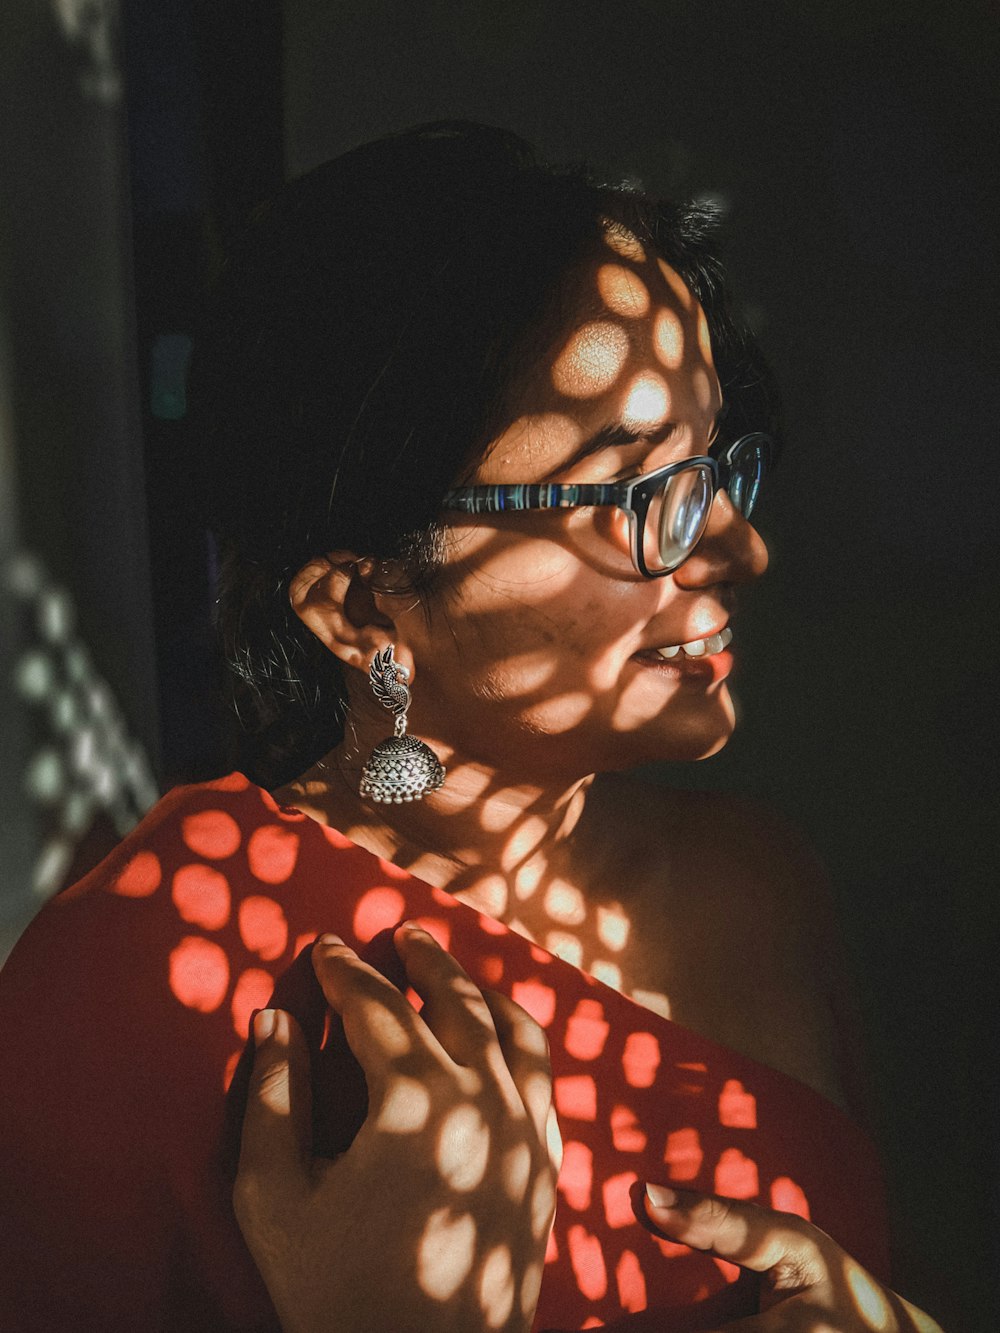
[632,647,734,685]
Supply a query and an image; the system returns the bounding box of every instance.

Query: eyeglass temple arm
[441,481,626,514]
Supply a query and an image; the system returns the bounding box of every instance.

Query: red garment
[0,774,889,1331]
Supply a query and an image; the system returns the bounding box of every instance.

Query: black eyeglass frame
[441,431,773,578]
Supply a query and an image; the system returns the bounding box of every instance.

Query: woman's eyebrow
[542,421,674,480]
[544,403,726,480]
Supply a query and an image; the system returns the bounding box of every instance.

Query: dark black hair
[190,121,780,788]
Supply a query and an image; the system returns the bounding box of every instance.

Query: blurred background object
[1,0,160,958]
[1,0,997,1327]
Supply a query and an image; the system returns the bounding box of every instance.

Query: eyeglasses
[442,432,773,578]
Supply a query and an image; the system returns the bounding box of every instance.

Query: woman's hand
[643,1184,944,1331]
[234,924,560,1333]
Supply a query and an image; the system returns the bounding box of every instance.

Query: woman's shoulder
[586,773,867,1115]
[591,772,838,917]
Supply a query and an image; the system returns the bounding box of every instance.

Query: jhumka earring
[359,645,446,803]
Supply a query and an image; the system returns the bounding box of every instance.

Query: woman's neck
[273,743,597,925]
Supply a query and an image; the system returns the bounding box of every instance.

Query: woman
[0,123,941,1330]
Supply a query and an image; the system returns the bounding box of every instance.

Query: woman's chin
[642,698,737,765]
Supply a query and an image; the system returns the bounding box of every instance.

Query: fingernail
[396,919,430,938]
[253,1009,276,1044]
[645,1183,678,1210]
[316,933,345,948]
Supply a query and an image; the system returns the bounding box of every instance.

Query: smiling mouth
[649,626,732,660]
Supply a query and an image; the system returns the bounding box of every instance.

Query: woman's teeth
[655,627,732,660]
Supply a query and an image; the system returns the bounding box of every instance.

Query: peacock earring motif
[358,645,446,803]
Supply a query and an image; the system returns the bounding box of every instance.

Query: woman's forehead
[473,234,719,481]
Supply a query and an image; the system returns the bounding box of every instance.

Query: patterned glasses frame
[441,431,773,578]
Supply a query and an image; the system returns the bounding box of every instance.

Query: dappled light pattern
[0,773,894,1329]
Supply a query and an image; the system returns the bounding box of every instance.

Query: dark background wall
[2,0,995,1328]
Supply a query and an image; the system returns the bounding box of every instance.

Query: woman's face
[387,231,769,783]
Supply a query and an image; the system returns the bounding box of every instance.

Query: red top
[0,774,889,1331]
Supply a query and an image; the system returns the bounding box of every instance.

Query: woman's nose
[672,491,769,588]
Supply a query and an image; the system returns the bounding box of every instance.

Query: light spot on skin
[551,320,629,398]
[481,650,558,700]
[513,860,543,900]
[545,931,584,968]
[543,880,586,926]
[622,371,670,428]
[545,1103,564,1170]
[691,366,714,410]
[653,306,685,369]
[417,1208,477,1301]
[526,690,594,734]
[478,798,522,834]
[501,1142,532,1201]
[845,1259,894,1329]
[500,816,549,873]
[522,1069,555,1129]
[476,411,582,484]
[591,959,623,991]
[603,222,646,262]
[479,1244,515,1328]
[697,307,713,361]
[596,907,630,952]
[463,874,509,920]
[631,987,672,1020]
[519,1261,544,1318]
[531,1168,557,1239]
[510,1016,550,1059]
[656,258,694,309]
[363,1004,413,1058]
[436,1105,491,1192]
[596,263,651,317]
[610,669,681,730]
[375,1076,432,1133]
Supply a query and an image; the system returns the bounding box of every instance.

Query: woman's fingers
[311,934,450,1089]
[482,987,555,1147]
[393,922,501,1063]
[643,1184,827,1289]
[235,1008,312,1211]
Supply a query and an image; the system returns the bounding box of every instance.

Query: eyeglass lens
[643,465,714,573]
[643,437,766,573]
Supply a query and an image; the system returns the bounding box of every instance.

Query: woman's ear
[288,552,400,675]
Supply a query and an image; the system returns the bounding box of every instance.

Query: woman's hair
[190,120,780,787]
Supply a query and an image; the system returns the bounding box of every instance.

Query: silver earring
[359,645,446,804]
